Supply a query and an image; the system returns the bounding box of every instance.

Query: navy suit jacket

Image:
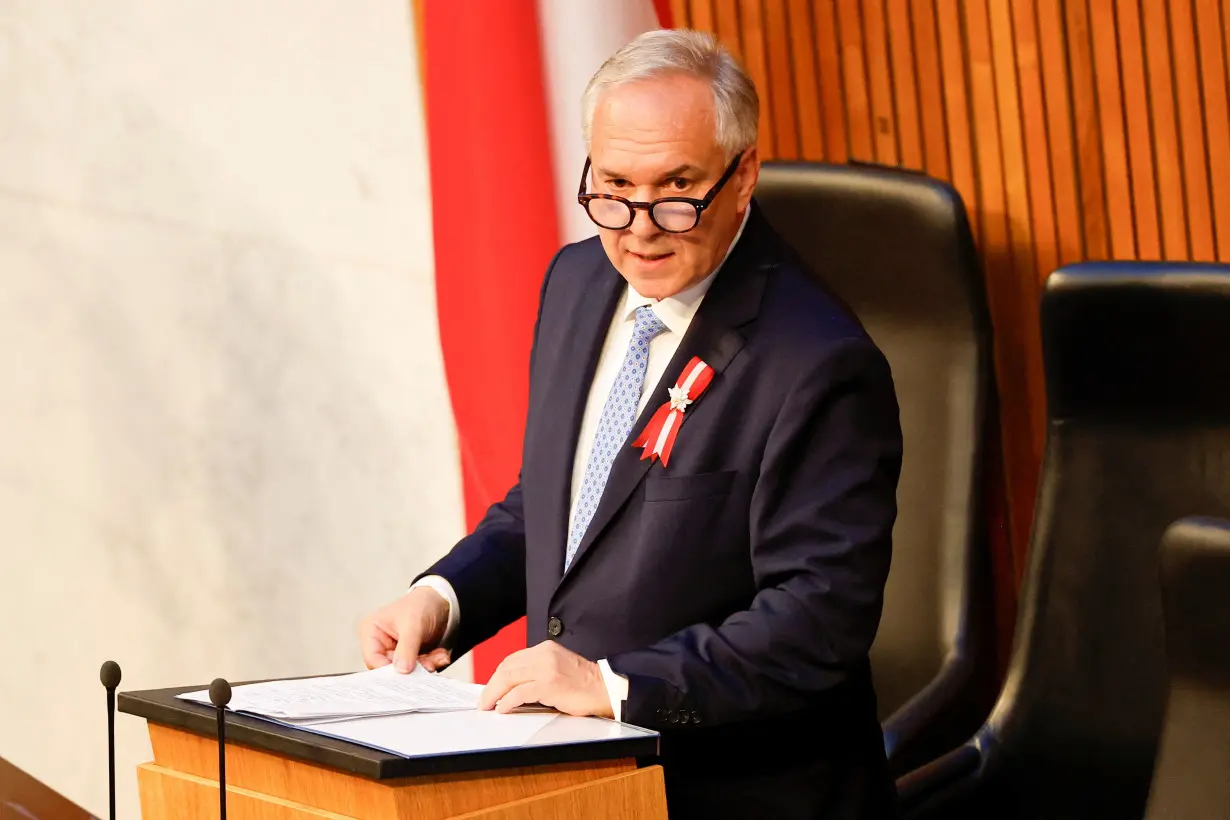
[423,203,903,818]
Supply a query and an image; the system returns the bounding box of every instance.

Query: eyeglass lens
[586,198,699,232]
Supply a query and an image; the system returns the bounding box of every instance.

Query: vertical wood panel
[1035,0,1084,265]
[713,0,743,60]
[738,1,776,159]
[837,0,876,160]
[887,0,924,169]
[936,0,980,238]
[1169,0,1217,260]
[967,0,1041,569]
[813,0,850,159]
[1011,0,1059,283]
[1088,0,1137,259]
[910,0,951,179]
[677,0,1230,588]
[988,0,1041,292]
[763,0,799,159]
[1141,0,1191,260]
[1000,0,1051,507]
[1066,0,1111,259]
[1114,0,1162,260]
[1225,4,1230,248]
[786,0,826,159]
[1195,0,1230,260]
[964,0,1009,258]
[690,0,716,37]
[862,0,900,164]
[669,0,690,28]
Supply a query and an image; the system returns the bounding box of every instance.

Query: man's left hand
[478,641,614,718]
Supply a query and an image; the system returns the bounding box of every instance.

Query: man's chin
[620,254,684,298]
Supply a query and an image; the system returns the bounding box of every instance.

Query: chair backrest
[982,262,1230,818]
[754,161,996,768]
[1145,516,1230,819]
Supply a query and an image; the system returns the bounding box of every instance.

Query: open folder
[175,665,610,760]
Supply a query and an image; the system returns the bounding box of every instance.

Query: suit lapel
[557,207,776,585]
[537,256,625,590]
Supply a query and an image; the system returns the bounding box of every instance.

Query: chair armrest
[896,743,982,817]
[882,653,977,772]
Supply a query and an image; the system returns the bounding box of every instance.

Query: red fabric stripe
[633,402,672,451]
[423,1,559,684]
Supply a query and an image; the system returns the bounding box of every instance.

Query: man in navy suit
[359,29,903,819]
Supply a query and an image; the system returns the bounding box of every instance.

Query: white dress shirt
[412,207,751,721]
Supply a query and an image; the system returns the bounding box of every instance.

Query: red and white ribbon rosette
[632,356,715,466]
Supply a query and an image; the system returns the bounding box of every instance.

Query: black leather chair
[1144,516,1230,819]
[754,161,998,775]
[898,262,1230,819]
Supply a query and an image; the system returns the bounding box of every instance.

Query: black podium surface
[119,681,660,781]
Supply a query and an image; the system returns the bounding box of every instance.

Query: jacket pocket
[644,470,738,502]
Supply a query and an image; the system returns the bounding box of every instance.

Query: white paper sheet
[177,664,484,720]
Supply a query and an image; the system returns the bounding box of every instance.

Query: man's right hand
[358,587,453,673]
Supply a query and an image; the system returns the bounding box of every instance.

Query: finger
[360,622,396,669]
[391,617,423,673]
[495,681,542,714]
[418,648,452,672]
[479,656,531,710]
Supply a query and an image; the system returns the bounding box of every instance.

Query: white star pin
[668,385,693,413]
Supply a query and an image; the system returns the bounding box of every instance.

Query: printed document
[177,664,485,722]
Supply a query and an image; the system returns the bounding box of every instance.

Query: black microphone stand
[99,661,122,820]
[209,678,232,820]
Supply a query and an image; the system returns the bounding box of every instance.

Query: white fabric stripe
[653,408,679,456]
[537,0,661,245]
[680,360,708,396]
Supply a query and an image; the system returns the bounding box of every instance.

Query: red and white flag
[420,1,672,683]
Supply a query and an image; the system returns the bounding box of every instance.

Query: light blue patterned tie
[565,305,667,570]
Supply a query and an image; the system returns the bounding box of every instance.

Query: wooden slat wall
[673,0,1230,585]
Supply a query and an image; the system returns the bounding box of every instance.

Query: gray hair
[581,29,759,159]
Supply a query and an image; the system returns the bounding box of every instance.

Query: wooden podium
[119,682,667,819]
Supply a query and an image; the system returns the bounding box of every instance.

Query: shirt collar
[620,205,753,335]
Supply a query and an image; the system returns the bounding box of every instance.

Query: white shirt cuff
[597,659,629,722]
[407,575,460,649]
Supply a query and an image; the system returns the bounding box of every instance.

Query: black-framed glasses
[577,152,744,233]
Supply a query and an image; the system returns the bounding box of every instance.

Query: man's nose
[628,207,660,239]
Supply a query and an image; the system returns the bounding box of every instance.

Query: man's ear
[736,147,761,209]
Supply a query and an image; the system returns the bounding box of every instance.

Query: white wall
[0,2,465,816]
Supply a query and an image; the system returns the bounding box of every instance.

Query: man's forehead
[587,75,725,174]
[592,76,716,135]
[599,73,712,108]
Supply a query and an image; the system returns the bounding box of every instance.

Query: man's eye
[669,178,691,191]
[607,178,629,188]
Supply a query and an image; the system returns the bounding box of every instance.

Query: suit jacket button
[546,617,563,637]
